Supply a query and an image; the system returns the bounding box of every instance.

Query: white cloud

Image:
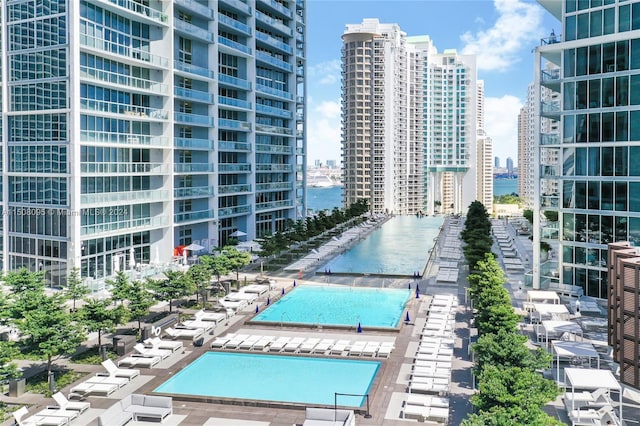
[485,95,522,164]
[306,99,342,165]
[461,0,544,71]
[308,60,342,86]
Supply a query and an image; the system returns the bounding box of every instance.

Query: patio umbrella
[129,247,136,268]
[267,297,270,305]
[281,288,285,295]
[408,283,411,290]
[416,283,420,293]
[357,322,362,333]
[255,305,259,314]
[185,242,205,252]
[405,311,411,323]
[293,280,296,287]
[230,230,247,238]
[416,288,420,299]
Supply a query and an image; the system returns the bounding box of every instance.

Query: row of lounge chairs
[69,359,141,400]
[14,393,89,426]
[403,294,457,423]
[118,338,183,368]
[210,333,395,357]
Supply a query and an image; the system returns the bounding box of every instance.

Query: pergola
[537,320,583,346]
[530,303,570,323]
[527,290,561,304]
[564,367,622,424]
[552,340,600,383]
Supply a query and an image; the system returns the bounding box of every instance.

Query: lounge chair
[405,394,449,408]
[377,342,394,358]
[312,339,335,354]
[69,381,120,399]
[211,334,234,349]
[238,335,262,350]
[101,359,140,380]
[13,406,69,426]
[34,407,78,422]
[87,374,129,388]
[134,343,172,360]
[415,354,452,364]
[163,326,204,341]
[408,378,450,395]
[362,341,381,357]
[225,334,250,350]
[144,337,183,353]
[348,341,366,356]
[269,336,292,352]
[283,337,305,353]
[568,405,617,425]
[411,366,451,379]
[180,319,214,333]
[299,338,321,353]
[51,392,90,413]
[252,335,275,351]
[403,404,449,422]
[330,340,350,355]
[117,354,161,368]
[194,310,227,323]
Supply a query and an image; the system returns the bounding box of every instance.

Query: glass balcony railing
[256,83,294,100]
[174,60,215,79]
[174,163,214,173]
[218,141,251,151]
[218,184,252,194]
[81,162,170,174]
[255,143,293,154]
[102,0,168,24]
[174,0,214,19]
[541,100,560,117]
[541,194,559,208]
[255,123,293,135]
[218,13,252,36]
[174,137,214,150]
[81,216,169,236]
[218,118,251,131]
[255,31,293,54]
[81,189,170,205]
[541,222,560,239]
[174,186,215,198]
[256,181,293,191]
[80,33,169,68]
[218,96,252,109]
[218,204,251,218]
[218,73,251,90]
[256,103,292,118]
[541,68,561,84]
[256,199,294,211]
[174,87,214,103]
[256,51,293,72]
[541,164,560,177]
[174,18,214,42]
[219,0,251,15]
[174,112,215,127]
[258,0,293,18]
[256,163,292,172]
[255,10,292,36]
[218,163,251,173]
[174,209,215,223]
[81,131,170,147]
[540,133,560,145]
[80,66,168,94]
[218,35,252,55]
[80,98,168,119]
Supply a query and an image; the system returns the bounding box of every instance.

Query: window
[178,37,192,64]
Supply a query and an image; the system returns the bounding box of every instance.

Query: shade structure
[185,242,205,252]
[230,230,247,238]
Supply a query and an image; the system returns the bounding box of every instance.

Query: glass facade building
[0,0,306,288]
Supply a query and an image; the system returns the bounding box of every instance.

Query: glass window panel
[630,111,640,141]
[604,7,615,34]
[564,49,576,78]
[567,0,577,13]
[615,182,628,210]
[564,180,575,209]
[630,75,640,105]
[617,41,629,71]
[589,45,601,74]
[615,216,628,241]
[589,113,600,142]
[564,81,575,110]
[603,43,615,72]
[578,0,589,10]
[588,181,600,209]
[564,147,575,176]
[616,76,629,106]
[588,79,600,108]
[630,183,640,212]
[577,13,590,39]
[577,114,587,142]
[576,80,588,109]
[563,245,574,264]
[576,182,587,209]
[615,146,628,176]
[629,217,640,245]
[616,111,628,141]
[631,39,640,69]
[563,212,575,241]
[576,147,587,175]
[564,115,575,143]
[588,146,600,175]
[630,147,640,175]
[620,4,631,32]
[566,15,577,41]
[602,182,614,210]
[602,215,613,242]
[576,214,587,241]
[634,2,640,30]
[576,46,588,76]
[602,77,614,106]
[590,10,603,37]
[602,112,614,141]
[575,247,586,264]
[602,147,614,176]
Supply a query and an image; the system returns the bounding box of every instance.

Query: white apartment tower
[341,20,478,215]
[476,81,492,213]
[0,0,306,288]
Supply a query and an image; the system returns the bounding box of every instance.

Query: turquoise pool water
[154,352,380,406]
[319,215,443,275]
[252,285,410,328]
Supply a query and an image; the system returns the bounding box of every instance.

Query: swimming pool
[251,285,410,328]
[319,215,443,275]
[154,352,380,407]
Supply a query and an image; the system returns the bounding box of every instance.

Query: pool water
[252,285,410,328]
[319,215,443,275]
[154,352,380,406]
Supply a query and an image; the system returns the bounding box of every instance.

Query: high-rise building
[0,0,306,289]
[476,81,493,213]
[341,20,479,215]
[505,157,514,176]
[494,156,500,168]
[533,0,640,299]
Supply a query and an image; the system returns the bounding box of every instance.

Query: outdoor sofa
[98,393,173,426]
[302,407,355,426]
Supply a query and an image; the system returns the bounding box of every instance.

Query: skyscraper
[505,157,514,176]
[494,156,500,168]
[533,0,640,299]
[341,20,479,215]
[0,0,306,289]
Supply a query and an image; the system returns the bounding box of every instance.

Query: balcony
[540,100,560,120]
[541,221,559,240]
[81,189,170,206]
[97,0,168,26]
[81,162,170,174]
[541,68,561,92]
[256,51,293,72]
[174,209,215,223]
[218,163,251,173]
[218,118,251,131]
[174,186,215,198]
[541,164,560,177]
[174,18,215,43]
[256,181,293,191]
[174,137,214,150]
[174,163,214,173]
[80,34,169,69]
[174,0,214,19]
[81,131,170,148]
[218,184,252,194]
[256,199,294,211]
[174,112,215,127]
[174,60,215,80]
[256,103,292,119]
[218,13,252,36]
[218,141,251,151]
[218,73,252,91]
[255,31,293,54]
[255,10,292,36]
[218,35,252,55]
[256,84,294,100]
[174,87,214,103]
[80,66,168,95]
[218,204,251,218]
[257,0,293,18]
[255,143,292,154]
[255,123,293,135]
[81,216,169,237]
[219,0,251,15]
[540,132,560,146]
[541,194,559,208]
[218,96,252,110]
[256,164,292,172]
[80,98,168,120]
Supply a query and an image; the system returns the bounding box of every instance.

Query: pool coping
[243,319,404,332]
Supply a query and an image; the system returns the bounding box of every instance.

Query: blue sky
[305,0,558,166]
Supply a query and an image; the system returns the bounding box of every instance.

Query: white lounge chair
[180,319,214,333]
[405,394,450,408]
[330,340,350,355]
[283,337,305,353]
[34,407,78,422]
[403,403,449,422]
[87,374,129,388]
[269,336,291,352]
[299,338,321,353]
[412,366,451,379]
[568,405,617,425]
[225,334,250,350]
[101,359,140,380]
[408,377,450,395]
[51,392,90,413]
[194,310,227,323]
[312,339,335,354]
[69,381,120,399]
[252,335,275,351]
[377,342,394,358]
[210,334,234,349]
[164,326,204,341]
[348,341,366,356]
[362,342,381,357]
[134,343,172,360]
[144,337,183,353]
[117,354,161,368]
[238,335,262,350]
[13,407,69,426]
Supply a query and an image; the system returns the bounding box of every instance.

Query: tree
[19,293,86,378]
[65,267,90,311]
[79,298,128,348]
[127,281,155,336]
[0,341,22,384]
[187,264,212,307]
[219,246,252,286]
[472,329,552,374]
[462,405,564,426]
[543,210,558,222]
[106,271,132,305]
[200,254,231,288]
[523,208,534,225]
[147,270,192,313]
[477,303,521,336]
[4,268,45,293]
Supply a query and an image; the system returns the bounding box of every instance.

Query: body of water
[494,178,518,196]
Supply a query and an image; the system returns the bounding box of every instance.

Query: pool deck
[4,216,477,426]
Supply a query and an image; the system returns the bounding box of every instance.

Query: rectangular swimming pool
[251,285,410,328]
[154,352,380,407]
